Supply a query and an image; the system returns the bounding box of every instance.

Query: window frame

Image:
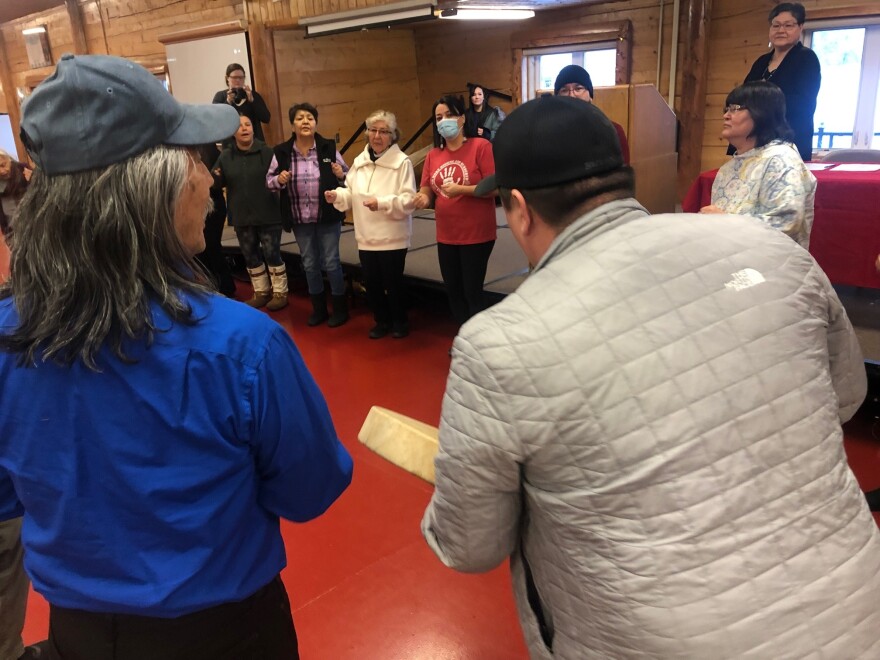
[804,17,880,149]
[523,43,619,98]
[510,20,632,104]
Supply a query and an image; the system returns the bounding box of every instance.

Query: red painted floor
[14,277,880,656]
[20,283,529,658]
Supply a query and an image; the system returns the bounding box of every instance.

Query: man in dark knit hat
[422,95,880,658]
[554,63,630,164]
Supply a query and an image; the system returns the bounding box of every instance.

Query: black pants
[45,576,299,660]
[437,241,495,325]
[359,248,408,327]
[195,191,235,297]
[235,224,284,270]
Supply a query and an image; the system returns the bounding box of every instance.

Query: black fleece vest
[273,133,345,230]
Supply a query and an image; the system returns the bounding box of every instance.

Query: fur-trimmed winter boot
[328,294,349,328]
[246,266,272,308]
[266,264,289,312]
[308,293,329,326]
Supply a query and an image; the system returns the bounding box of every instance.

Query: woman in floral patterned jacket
[702,80,816,249]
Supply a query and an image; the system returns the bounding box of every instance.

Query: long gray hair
[0,145,212,369]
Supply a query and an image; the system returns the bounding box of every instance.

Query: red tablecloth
[682,167,880,289]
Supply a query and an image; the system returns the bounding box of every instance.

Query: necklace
[762,65,777,81]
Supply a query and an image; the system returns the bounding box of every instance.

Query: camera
[231,88,247,107]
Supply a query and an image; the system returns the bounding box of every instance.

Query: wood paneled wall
[2,1,244,87]
[0,0,243,155]
[272,27,428,161]
[0,0,877,188]
[702,0,878,171]
[255,0,409,22]
[413,1,677,141]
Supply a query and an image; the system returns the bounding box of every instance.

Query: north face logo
[724,268,766,291]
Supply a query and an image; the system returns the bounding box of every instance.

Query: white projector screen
[165,32,252,105]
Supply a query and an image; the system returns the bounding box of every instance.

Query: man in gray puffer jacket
[422,96,880,659]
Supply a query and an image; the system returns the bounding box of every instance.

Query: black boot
[308,293,329,326]
[328,294,349,328]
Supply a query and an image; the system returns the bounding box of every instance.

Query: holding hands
[440,181,464,198]
[277,170,292,186]
[322,191,379,212]
[331,162,344,179]
[699,204,724,214]
[413,192,431,210]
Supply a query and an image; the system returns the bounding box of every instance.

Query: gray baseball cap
[20,54,240,175]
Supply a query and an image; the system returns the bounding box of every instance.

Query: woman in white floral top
[702,81,816,249]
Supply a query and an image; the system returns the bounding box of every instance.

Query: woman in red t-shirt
[414,95,496,325]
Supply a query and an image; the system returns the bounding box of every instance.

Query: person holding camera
[212,63,271,142]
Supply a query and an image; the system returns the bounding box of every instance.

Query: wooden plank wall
[413,1,676,140]
[702,0,877,171]
[0,0,876,181]
[272,27,428,162]
[259,0,406,22]
[1,1,244,88]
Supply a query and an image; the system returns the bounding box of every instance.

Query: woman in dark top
[213,115,287,311]
[463,84,505,142]
[212,63,271,142]
[741,2,821,161]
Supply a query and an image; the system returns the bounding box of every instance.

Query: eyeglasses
[770,22,799,31]
[558,84,587,96]
[228,74,246,81]
[366,128,392,136]
[723,104,748,115]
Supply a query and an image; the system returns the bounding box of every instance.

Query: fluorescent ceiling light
[438,8,534,20]
[300,0,436,37]
[22,27,47,35]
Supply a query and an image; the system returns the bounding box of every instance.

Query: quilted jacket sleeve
[422,335,523,573]
[820,267,866,423]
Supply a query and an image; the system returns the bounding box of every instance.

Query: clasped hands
[323,189,379,211]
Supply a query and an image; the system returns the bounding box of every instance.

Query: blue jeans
[291,222,345,296]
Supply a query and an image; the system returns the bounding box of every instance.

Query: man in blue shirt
[0,54,353,659]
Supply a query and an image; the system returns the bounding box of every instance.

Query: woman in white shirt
[325,110,417,339]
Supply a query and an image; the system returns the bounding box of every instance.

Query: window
[523,43,617,100]
[0,115,16,157]
[805,19,880,150]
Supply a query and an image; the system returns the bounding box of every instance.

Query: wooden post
[0,32,27,162]
[244,2,283,146]
[65,0,89,55]
[676,0,712,202]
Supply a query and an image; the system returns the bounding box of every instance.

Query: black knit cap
[474,95,623,196]
[553,64,594,97]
